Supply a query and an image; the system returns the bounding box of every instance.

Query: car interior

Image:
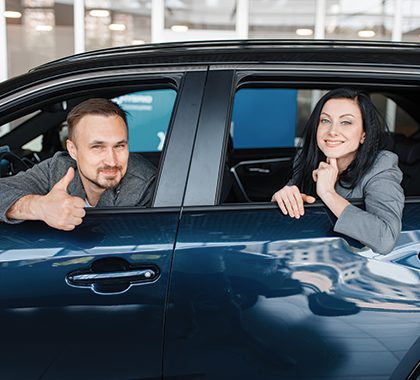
[221,86,420,204]
[0,87,177,181]
[1,85,420,205]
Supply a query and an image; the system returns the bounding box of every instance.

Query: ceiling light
[109,23,126,31]
[296,28,313,36]
[171,25,189,32]
[358,30,376,38]
[132,39,145,45]
[329,4,340,14]
[35,25,53,31]
[206,0,219,7]
[4,11,22,18]
[89,9,110,17]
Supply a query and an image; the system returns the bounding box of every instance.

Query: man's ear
[66,139,77,161]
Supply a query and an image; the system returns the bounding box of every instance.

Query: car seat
[392,133,420,196]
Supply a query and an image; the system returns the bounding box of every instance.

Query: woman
[272,88,404,254]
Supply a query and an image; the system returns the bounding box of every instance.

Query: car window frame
[182,64,420,208]
[0,67,209,211]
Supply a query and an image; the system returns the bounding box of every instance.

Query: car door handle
[66,257,160,295]
[69,269,157,283]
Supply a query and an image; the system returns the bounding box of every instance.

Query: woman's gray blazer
[333,150,404,255]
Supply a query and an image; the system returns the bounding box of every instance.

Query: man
[0,98,156,231]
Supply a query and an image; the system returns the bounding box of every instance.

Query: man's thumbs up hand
[52,167,75,193]
[36,168,86,230]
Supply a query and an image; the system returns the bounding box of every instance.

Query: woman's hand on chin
[313,157,339,198]
[312,157,349,218]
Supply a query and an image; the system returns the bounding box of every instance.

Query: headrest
[393,134,420,164]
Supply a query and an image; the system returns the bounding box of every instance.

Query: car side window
[0,87,178,206]
[222,86,420,203]
[232,88,298,149]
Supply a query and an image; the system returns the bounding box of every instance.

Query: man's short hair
[67,98,127,141]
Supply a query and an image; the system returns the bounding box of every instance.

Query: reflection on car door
[165,205,420,379]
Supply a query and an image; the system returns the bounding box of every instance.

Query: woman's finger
[277,199,288,215]
[286,187,303,218]
[272,191,289,216]
[292,189,305,216]
[281,191,297,218]
[302,194,316,203]
[272,192,288,215]
[327,157,338,170]
[312,169,318,182]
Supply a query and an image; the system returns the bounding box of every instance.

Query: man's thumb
[54,167,75,192]
[302,194,316,204]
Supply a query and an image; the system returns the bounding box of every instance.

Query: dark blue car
[0,40,419,380]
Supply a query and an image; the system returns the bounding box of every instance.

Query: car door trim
[154,70,208,207]
[0,66,207,110]
[183,70,235,206]
[210,64,420,77]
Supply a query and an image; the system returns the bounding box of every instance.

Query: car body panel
[0,211,178,380]
[164,206,420,379]
[0,66,207,379]
[0,40,419,380]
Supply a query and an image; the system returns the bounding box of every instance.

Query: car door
[0,69,207,380]
[163,69,420,379]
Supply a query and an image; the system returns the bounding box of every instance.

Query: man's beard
[81,165,123,190]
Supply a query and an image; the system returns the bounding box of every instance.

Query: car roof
[33,39,420,69]
[1,39,420,100]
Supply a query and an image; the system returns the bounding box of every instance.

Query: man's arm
[4,167,86,231]
[0,156,55,223]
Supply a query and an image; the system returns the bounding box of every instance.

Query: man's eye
[92,145,102,150]
[115,144,126,150]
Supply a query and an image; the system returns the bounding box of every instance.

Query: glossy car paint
[164,206,419,379]
[0,41,419,380]
[0,210,179,379]
[0,63,207,379]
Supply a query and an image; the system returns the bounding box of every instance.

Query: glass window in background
[402,0,420,42]
[325,0,394,40]
[85,0,151,51]
[5,0,75,78]
[164,0,236,32]
[249,0,316,39]
[113,89,177,152]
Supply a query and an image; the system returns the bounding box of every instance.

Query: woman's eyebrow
[339,113,355,118]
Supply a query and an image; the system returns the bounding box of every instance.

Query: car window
[0,87,178,206]
[232,88,298,148]
[223,86,420,203]
[113,89,177,152]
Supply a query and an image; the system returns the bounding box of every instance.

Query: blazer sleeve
[333,152,404,255]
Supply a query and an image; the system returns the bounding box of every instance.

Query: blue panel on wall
[232,88,297,148]
[113,89,177,152]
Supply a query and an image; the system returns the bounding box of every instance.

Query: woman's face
[316,97,366,170]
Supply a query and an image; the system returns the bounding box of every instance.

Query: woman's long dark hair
[293,88,389,196]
